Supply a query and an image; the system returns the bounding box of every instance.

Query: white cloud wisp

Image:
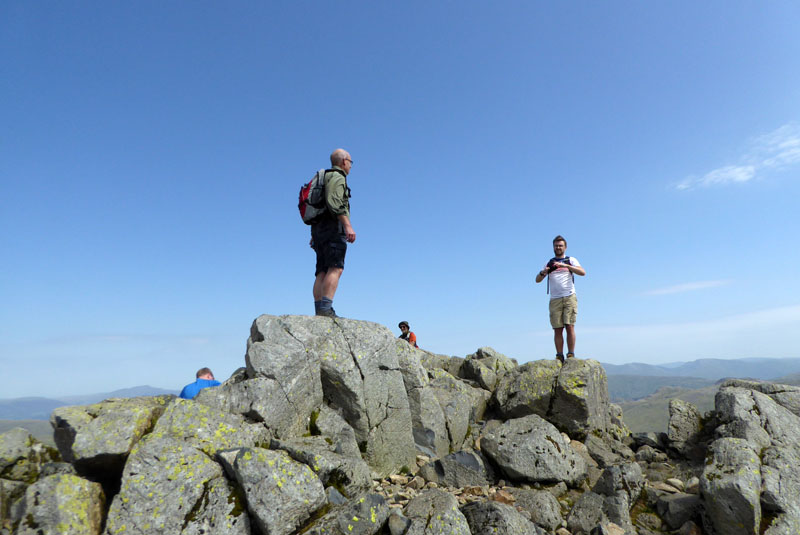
[677,123,800,190]
[643,279,732,296]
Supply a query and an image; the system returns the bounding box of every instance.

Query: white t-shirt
[546,257,581,299]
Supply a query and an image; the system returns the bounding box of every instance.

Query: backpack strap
[545,256,574,294]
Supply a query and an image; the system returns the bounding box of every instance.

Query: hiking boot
[556,353,565,364]
[566,353,575,359]
[316,308,337,318]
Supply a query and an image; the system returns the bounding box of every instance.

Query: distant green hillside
[619,385,718,434]
[608,375,715,401]
[0,420,55,447]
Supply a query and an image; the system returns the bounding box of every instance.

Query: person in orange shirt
[398,321,418,348]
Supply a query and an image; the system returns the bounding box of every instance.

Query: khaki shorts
[549,294,578,329]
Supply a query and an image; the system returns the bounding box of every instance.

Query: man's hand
[343,223,356,243]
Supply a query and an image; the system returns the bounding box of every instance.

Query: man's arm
[338,214,356,243]
[535,269,547,283]
[554,261,585,276]
[326,173,356,243]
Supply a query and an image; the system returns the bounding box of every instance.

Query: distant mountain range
[601,357,800,381]
[0,385,178,420]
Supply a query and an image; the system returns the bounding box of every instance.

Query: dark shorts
[312,219,347,275]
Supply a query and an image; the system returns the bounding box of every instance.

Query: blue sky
[2,2,800,398]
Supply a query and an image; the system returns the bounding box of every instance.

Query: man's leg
[313,271,326,302]
[321,267,343,300]
[553,327,564,355]
[565,324,576,355]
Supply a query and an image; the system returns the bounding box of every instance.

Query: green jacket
[324,166,350,218]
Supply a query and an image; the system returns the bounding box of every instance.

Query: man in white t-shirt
[535,235,586,363]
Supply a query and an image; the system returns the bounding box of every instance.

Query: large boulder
[719,379,800,417]
[549,358,611,438]
[195,373,314,439]
[655,492,702,530]
[428,368,486,453]
[492,361,559,419]
[760,445,800,531]
[395,340,450,459]
[567,491,606,534]
[105,435,240,535]
[150,398,271,455]
[593,462,644,509]
[0,428,59,484]
[1,478,27,531]
[13,474,104,535]
[302,492,390,535]
[312,404,362,458]
[403,489,471,534]
[230,315,326,437]
[180,476,251,535]
[417,450,495,488]
[460,500,545,534]
[271,436,372,498]
[715,386,800,448]
[249,315,416,476]
[50,396,171,478]
[493,358,611,439]
[507,488,563,532]
[666,399,702,456]
[700,438,761,535]
[217,446,326,535]
[461,347,518,391]
[481,414,587,486]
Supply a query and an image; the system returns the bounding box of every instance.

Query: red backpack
[298,169,330,225]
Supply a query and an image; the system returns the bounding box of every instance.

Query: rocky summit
[2,314,800,535]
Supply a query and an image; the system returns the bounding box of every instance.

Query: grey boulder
[217,446,326,535]
[395,340,450,459]
[656,492,702,530]
[700,437,761,535]
[151,397,271,455]
[719,379,800,417]
[417,449,495,488]
[715,386,800,448]
[460,500,545,534]
[549,358,612,439]
[312,404,362,458]
[251,315,416,476]
[403,488,471,535]
[50,395,171,477]
[0,428,58,483]
[667,399,702,456]
[428,368,486,453]
[481,414,587,486]
[461,347,517,391]
[14,474,104,535]
[567,490,606,534]
[105,435,227,535]
[302,492,390,535]
[507,488,563,532]
[492,360,560,419]
[271,436,372,498]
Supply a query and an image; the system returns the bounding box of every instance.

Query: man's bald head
[330,149,350,167]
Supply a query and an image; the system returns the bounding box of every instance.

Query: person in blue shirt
[179,367,221,400]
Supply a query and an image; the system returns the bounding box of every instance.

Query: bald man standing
[311,148,356,317]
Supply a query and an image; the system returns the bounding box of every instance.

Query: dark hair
[196,367,213,378]
[398,321,409,329]
[553,235,567,246]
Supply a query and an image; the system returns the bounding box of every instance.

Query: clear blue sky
[2,2,799,399]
